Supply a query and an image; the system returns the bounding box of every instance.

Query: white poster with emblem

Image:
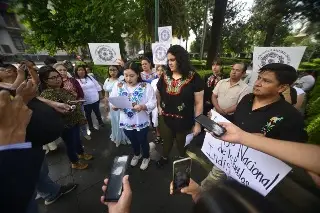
[152,42,170,65]
[88,43,121,65]
[158,26,172,44]
[253,46,306,72]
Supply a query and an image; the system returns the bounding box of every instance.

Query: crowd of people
[0,44,319,213]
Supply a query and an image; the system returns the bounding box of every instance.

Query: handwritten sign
[201,111,292,196]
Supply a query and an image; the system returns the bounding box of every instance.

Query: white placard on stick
[152,42,170,65]
[253,46,306,72]
[201,111,292,196]
[158,26,172,44]
[88,43,121,65]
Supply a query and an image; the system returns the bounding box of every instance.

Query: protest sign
[152,42,170,65]
[158,26,172,44]
[201,111,292,196]
[253,46,306,72]
[88,43,121,65]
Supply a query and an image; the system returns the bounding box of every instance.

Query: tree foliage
[12,0,135,55]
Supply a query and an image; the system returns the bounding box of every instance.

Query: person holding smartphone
[109,61,156,170]
[39,65,92,170]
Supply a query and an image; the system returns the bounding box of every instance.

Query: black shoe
[99,122,105,128]
[89,127,97,133]
[156,157,168,168]
[44,183,78,205]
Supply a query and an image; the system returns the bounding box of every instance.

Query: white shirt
[110,82,156,130]
[295,75,315,92]
[294,86,305,96]
[77,77,102,105]
[150,78,159,92]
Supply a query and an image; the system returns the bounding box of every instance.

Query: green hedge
[306,78,320,144]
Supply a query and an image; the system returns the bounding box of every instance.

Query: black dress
[157,71,204,132]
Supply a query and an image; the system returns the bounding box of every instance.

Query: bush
[312,58,320,65]
[92,65,108,83]
[306,77,320,144]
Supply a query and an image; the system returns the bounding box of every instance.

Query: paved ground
[37,106,320,213]
[37,117,208,213]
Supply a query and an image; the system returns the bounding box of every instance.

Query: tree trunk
[263,22,277,46]
[206,0,228,68]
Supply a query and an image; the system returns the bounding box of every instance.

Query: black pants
[84,101,103,129]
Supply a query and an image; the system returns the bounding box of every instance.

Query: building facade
[0,0,26,55]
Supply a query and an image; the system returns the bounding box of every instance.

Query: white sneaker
[131,155,142,167]
[140,158,150,170]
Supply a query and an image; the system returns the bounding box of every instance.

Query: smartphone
[104,155,129,202]
[195,114,226,137]
[173,157,192,193]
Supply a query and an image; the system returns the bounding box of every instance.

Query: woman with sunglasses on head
[140,57,157,84]
[109,61,156,170]
[74,65,104,132]
[39,66,93,170]
[103,65,130,147]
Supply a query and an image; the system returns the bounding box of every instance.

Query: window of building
[0,11,19,28]
[1,44,12,53]
[10,33,25,52]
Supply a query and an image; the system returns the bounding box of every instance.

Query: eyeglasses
[47,75,62,80]
[109,69,118,72]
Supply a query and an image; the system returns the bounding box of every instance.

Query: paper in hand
[108,96,133,109]
[185,133,194,147]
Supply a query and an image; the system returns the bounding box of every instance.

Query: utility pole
[155,0,159,42]
[200,0,209,60]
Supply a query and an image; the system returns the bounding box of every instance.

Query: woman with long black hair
[156,45,204,167]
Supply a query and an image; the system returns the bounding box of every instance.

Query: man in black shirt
[201,63,309,190]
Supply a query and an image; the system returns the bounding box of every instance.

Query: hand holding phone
[172,157,192,194]
[101,175,132,213]
[104,156,129,202]
[195,114,227,137]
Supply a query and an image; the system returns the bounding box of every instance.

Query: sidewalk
[38,121,208,213]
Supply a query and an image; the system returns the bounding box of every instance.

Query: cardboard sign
[158,26,172,44]
[201,111,292,196]
[152,42,170,65]
[88,43,121,65]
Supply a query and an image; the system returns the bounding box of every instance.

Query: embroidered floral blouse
[140,69,158,84]
[109,82,156,130]
[40,88,87,128]
[157,71,204,132]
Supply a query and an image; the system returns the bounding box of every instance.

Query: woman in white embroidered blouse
[75,65,104,132]
[109,61,156,170]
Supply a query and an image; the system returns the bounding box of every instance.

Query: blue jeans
[84,100,103,129]
[61,125,84,163]
[124,127,150,158]
[27,158,60,213]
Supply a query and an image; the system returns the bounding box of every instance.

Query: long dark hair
[74,65,89,79]
[38,65,63,91]
[167,45,194,79]
[123,61,142,82]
